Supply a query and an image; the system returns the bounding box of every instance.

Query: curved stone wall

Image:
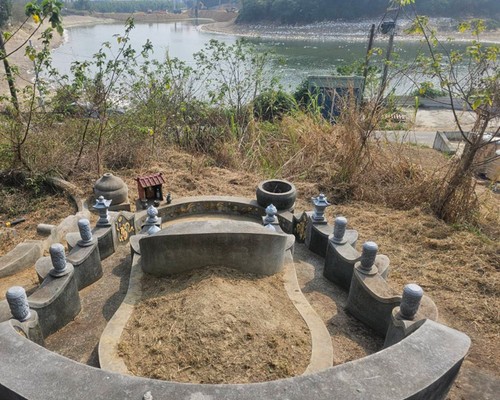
[0,194,472,400]
[0,319,469,400]
[140,220,289,276]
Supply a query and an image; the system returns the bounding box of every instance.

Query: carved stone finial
[142,205,160,235]
[332,216,348,244]
[400,284,424,320]
[77,218,93,246]
[264,204,278,224]
[94,195,112,227]
[359,241,378,274]
[311,193,331,223]
[146,205,158,223]
[49,243,69,277]
[6,286,31,322]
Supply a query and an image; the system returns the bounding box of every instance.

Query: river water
[51,20,467,94]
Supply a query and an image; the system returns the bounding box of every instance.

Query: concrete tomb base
[140,219,290,277]
[28,265,81,337]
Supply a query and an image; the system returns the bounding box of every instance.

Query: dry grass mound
[118,267,311,384]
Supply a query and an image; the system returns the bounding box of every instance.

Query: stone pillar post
[49,243,69,277]
[78,219,93,247]
[6,286,31,322]
[358,241,379,275]
[332,216,348,244]
[400,284,424,320]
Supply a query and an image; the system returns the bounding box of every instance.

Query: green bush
[253,89,297,121]
[411,81,445,99]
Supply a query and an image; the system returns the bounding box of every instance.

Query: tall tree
[0,0,19,111]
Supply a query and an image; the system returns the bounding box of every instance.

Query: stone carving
[332,216,348,244]
[6,286,31,322]
[77,219,93,247]
[400,284,424,320]
[49,243,69,277]
[311,193,331,224]
[359,241,379,275]
[141,206,161,235]
[264,204,278,224]
[94,196,112,227]
[115,214,135,243]
[94,173,128,205]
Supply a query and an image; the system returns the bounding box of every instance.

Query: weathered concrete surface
[0,318,469,400]
[140,220,289,276]
[323,240,360,289]
[135,196,265,232]
[281,252,333,373]
[28,266,81,337]
[346,267,401,336]
[93,226,116,260]
[306,221,333,257]
[0,241,43,278]
[384,300,439,348]
[99,253,143,374]
[67,242,103,290]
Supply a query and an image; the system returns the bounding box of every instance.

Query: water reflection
[51,20,469,94]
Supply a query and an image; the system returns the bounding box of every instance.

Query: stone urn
[94,173,128,205]
[256,179,297,211]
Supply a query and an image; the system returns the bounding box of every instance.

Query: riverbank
[201,18,500,44]
[0,15,118,97]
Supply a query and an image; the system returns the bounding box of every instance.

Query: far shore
[199,18,500,44]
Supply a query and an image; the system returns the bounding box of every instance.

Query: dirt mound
[118,267,311,384]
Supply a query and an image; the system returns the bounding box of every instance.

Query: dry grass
[0,172,76,257]
[119,267,311,384]
[0,141,497,397]
[328,202,499,374]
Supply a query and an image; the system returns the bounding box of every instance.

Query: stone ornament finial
[311,193,331,223]
[332,216,348,244]
[146,205,159,223]
[264,204,278,224]
[359,241,378,274]
[77,218,93,247]
[400,284,424,320]
[142,205,161,235]
[94,195,112,227]
[49,243,69,277]
[6,286,31,322]
[143,391,153,400]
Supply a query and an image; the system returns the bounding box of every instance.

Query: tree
[0,0,12,27]
[0,0,63,113]
[406,14,499,223]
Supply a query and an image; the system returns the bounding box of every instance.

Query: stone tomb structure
[0,183,471,400]
[140,219,290,276]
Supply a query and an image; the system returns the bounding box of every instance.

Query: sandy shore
[0,15,118,97]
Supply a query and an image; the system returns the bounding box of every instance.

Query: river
[51,20,469,94]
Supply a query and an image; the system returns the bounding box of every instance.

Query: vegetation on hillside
[0,1,498,230]
[237,0,500,24]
